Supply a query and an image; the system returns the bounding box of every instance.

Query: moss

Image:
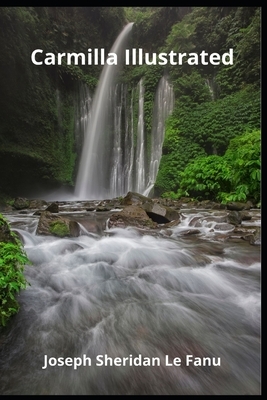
[49,221,70,237]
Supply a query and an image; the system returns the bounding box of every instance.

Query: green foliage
[154,111,207,195]
[178,155,232,200]
[175,85,260,155]
[221,129,261,202]
[177,130,261,203]
[0,214,29,326]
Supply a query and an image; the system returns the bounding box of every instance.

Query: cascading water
[74,23,134,200]
[143,76,174,197]
[74,83,92,159]
[0,207,261,395]
[74,23,174,201]
[135,78,146,194]
[122,88,134,194]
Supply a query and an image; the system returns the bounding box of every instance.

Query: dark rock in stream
[44,202,59,213]
[141,202,180,223]
[226,201,253,211]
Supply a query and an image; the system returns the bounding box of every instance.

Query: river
[0,204,261,395]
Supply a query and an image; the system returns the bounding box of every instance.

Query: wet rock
[86,207,97,212]
[197,200,226,209]
[214,223,235,231]
[36,211,79,237]
[226,201,252,211]
[45,202,59,213]
[226,211,242,226]
[108,205,157,230]
[28,199,48,209]
[95,205,113,212]
[229,226,261,245]
[249,226,261,246]
[179,229,201,235]
[120,191,153,206]
[0,215,17,243]
[239,211,252,221]
[13,197,30,210]
[141,202,180,223]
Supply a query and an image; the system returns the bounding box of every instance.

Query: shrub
[0,214,30,326]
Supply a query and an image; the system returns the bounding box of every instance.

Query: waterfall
[74,22,134,200]
[143,76,174,197]
[110,84,124,198]
[74,83,92,159]
[109,84,134,198]
[123,88,134,194]
[135,78,146,194]
[74,23,174,200]
[205,76,217,101]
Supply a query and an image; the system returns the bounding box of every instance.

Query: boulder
[108,206,157,230]
[13,197,30,210]
[141,202,180,223]
[226,210,242,226]
[120,191,153,206]
[119,192,180,223]
[28,199,48,209]
[45,202,59,213]
[226,201,252,211]
[36,211,79,237]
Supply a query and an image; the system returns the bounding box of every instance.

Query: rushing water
[0,206,261,395]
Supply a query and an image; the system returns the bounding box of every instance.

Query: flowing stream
[0,205,261,395]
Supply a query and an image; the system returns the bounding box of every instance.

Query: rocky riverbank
[0,192,261,246]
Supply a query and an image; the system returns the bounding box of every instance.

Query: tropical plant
[0,214,30,326]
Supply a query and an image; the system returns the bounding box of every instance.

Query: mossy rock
[49,221,70,237]
[36,211,79,237]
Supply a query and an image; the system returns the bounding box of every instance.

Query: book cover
[0,6,261,395]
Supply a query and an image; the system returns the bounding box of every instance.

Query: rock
[28,199,48,209]
[249,226,261,246]
[95,205,112,212]
[214,223,235,231]
[108,206,157,230]
[239,211,252,221]
[179,229,201,235]
[141,202,180,223]
[226,211,242,226]
[118,192,180,224]
[226,201,252,211]
[13,197,30,210]
[0,215,17,243]
[45,202,59,213]
[120,191,153,206]
[36,211,79,237]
